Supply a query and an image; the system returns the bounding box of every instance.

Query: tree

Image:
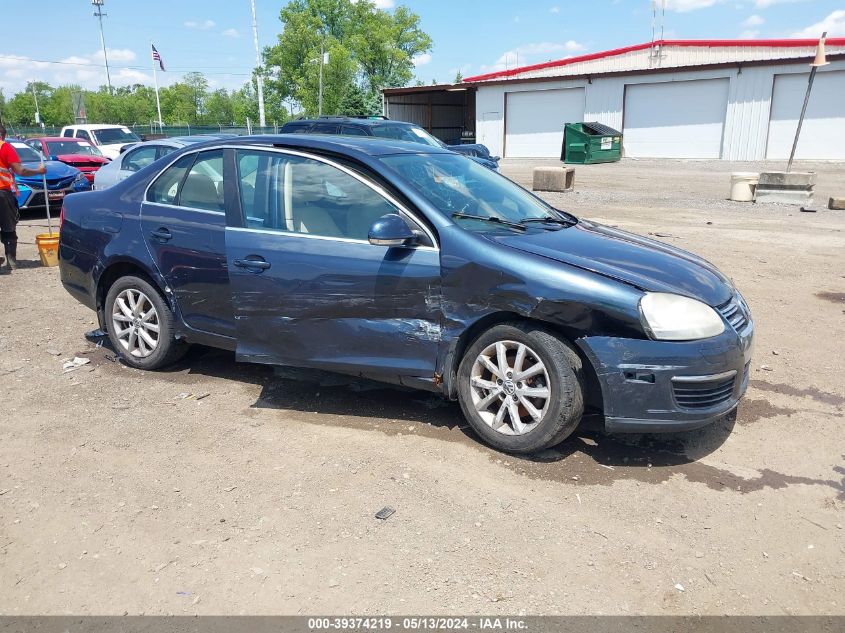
[263,0,431,116]
[338,83,381,116]
[453,70,463,84]
[204,88,234,125]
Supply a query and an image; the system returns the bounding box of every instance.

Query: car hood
[487,220,732,306]
[16,160,81,184]
[56,154,109,165]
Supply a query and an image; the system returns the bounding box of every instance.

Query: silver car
[93,135,235,190]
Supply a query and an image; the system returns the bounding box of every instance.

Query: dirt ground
[0,158,843,616]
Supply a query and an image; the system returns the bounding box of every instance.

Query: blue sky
[1,0,842,96]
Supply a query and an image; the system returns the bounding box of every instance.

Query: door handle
[150,227,172,241]
[233,257,271,271]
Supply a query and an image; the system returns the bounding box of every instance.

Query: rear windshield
[46,141,104,157]
[92,127,141,145]
[371,125,442,148]
[9,142,44,162]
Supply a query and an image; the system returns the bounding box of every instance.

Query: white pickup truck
[59,124,142,160]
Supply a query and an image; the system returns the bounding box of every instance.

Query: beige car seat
[283,161,343,238]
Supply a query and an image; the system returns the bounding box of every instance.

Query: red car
[25,137,111,183]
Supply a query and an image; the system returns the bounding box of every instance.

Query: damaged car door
[226,148,442,378]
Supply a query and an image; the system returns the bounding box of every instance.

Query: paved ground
[0,158,843,615]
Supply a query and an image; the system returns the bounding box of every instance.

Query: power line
[0,55,254,76]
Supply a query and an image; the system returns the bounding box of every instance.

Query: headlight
[639,292,725,341]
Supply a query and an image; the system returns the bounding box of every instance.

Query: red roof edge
[463,38,845,83]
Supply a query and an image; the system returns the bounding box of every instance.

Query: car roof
[286,117,417,128]
[61,124,128,130]
[219,133,452,157]
[32,136,91,143]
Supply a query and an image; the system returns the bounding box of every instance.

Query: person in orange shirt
[0,123,46,271]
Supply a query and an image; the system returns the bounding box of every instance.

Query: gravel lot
[1,158,843,615]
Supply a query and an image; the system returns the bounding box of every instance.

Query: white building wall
[476,58,845,160]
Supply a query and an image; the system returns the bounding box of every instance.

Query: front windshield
[93,127,141,145]
[46,141,104,157]
[371,125,443,148]
[9,142,44,163]
[381,153,576,231]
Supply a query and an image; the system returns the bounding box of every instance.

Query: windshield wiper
[520,215,578,227]
[451,212,526,231]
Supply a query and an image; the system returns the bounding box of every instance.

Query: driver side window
[236,150,401,241]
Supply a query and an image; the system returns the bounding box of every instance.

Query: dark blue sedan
[58,135,753,453]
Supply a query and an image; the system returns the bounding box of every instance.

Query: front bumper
[17,183,90,209]
[577,319,754,433]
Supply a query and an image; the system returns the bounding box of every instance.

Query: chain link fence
[5,124,282,140]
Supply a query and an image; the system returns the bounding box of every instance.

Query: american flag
[151,44,165,71]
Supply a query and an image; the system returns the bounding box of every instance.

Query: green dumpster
[561,122,622,164]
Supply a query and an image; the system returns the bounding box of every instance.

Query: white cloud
[739,29,760,38]
[372,0,395,7]
[480,41,586,73]
[222,28,241,38]
[743,14,765,26]
[665,0,725,12]
[754,0,803,8]
[0,49,153,96]
[791,9,845,37]
[550,6,560,13]
[412,53,432,67]
[184,19,216,30]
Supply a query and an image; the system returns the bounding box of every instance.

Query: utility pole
[318,36,324,116]
[787,32,829,172]
[92,0,112,93]
[250,0,266,129]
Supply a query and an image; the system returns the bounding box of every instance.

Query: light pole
[92,0,112,93]
[249,0,267,128]
[318,36,324,116]
[787,32,829,172]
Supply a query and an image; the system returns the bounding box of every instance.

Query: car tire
[104,275,187,370]
[457,322,585,454]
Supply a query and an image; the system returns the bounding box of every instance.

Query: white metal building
[463,39,845,160]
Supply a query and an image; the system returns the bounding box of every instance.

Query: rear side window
[76,130,92,142]
[147,154,194,205]
[311,123,339,134]
[122,145,159,173]
[62,129,74,137]
[177,150,225,212]
[341,126,369,137]
[281,122,310,133]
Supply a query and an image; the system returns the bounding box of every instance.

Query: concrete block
[757,171,817,187]
[533,166,575,192]
[829,197,845,210]
[754,171,815,205]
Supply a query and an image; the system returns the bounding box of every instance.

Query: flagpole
[151,41,163,132]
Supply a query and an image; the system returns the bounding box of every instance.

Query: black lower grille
[672,373,736,409]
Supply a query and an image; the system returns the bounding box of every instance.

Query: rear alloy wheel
[105,275,186,370]
[457,323,584,453]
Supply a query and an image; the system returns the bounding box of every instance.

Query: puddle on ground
[749,379,845,407]
[815,291,845,304]
[736,398,797,425]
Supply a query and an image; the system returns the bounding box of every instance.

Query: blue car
[6,139,91,209]
[58,135,753,453]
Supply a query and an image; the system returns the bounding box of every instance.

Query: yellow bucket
[35,232,60,267]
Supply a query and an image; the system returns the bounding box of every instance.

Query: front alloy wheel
[469,340,551,435]
[457,323,585,453]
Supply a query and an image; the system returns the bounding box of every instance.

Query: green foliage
[453,70,463,84]
[338,84,382,116]
[263,0,431,116]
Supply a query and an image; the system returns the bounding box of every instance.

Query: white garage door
[505,88,585,158]
[766,70,845,160]
[623,78,729,158]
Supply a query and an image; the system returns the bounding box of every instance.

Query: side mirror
[368,213,416,247]
[49,155,59,162]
